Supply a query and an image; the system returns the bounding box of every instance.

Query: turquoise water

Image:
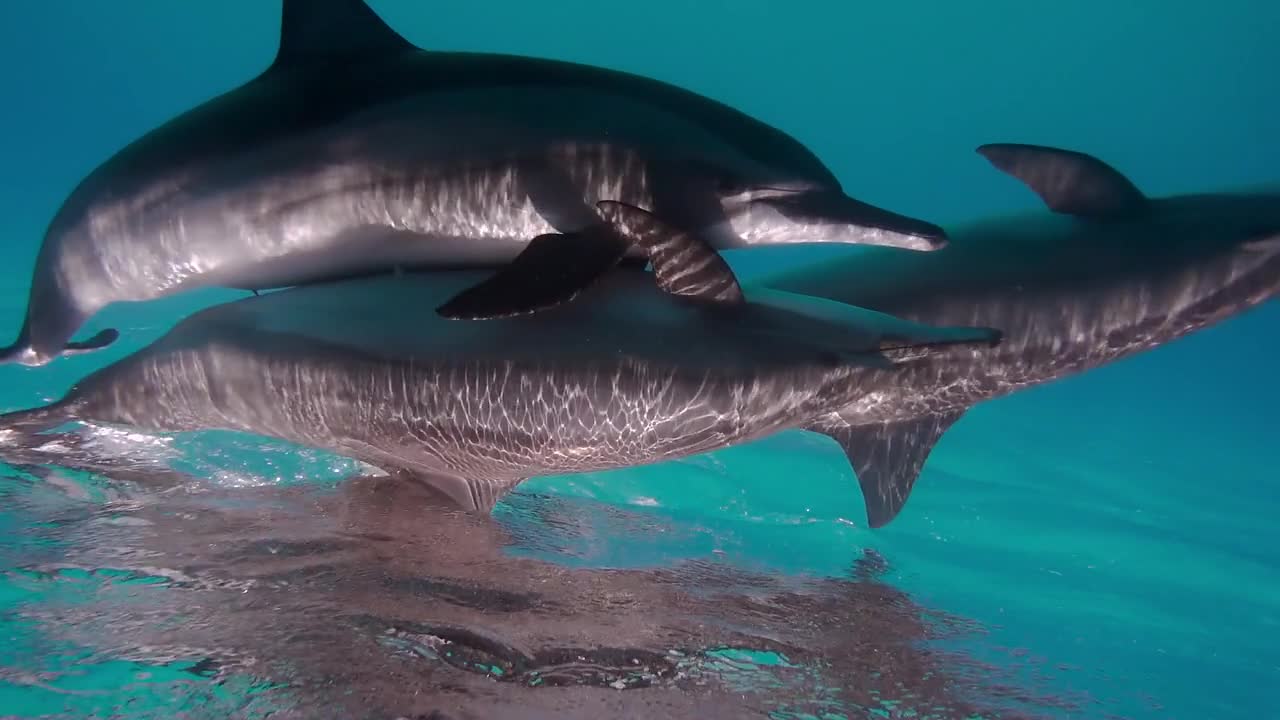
[1,1,1278,718]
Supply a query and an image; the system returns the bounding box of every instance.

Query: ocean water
[0,1,1277,719]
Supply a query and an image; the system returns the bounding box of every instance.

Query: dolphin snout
[751,191,948,251]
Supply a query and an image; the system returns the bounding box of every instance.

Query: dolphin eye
[716,175,748,194]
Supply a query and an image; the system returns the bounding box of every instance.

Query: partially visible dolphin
[762,142,1280,528]
[1,0,947,368]
[0,205,997,511]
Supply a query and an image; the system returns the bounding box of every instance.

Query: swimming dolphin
[0,206,997,510]
[0,0,947,368]
[762,142,1280,528]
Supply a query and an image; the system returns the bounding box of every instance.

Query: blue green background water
[1,1,1277,718]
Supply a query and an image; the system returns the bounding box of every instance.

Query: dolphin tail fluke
[0,400,81,471]
[804,409,968,529]
[0,328,120,367]
[0,402,75,437]
[62,328,120,356]
[0,303,119,367]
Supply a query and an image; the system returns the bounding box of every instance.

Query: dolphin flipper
[337,440,522,514]
[805,410,966,529]
[596,201,745,304]
[977,143,1148,219]
[436,227,631,319]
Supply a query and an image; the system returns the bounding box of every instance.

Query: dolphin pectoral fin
[63,328,120,355]
[596,201,745,305]
[976,143,1148,219]
[269,0,415,72]
[804,410,966,528]
[436,228,630,319]
[336,439,522,514]
[400,471,524,515]
[754,191,948,251]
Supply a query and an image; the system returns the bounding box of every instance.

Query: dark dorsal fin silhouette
[977,143,1148,219]
[272,0,416,69]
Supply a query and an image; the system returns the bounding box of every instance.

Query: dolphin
[0,205,997,511]
[0,0,948,368]
[761,142,1280,528]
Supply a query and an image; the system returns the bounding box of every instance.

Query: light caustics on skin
[0,261,996,516]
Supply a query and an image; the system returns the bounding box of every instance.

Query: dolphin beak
[754,192,948,251]
[838,197,949,251]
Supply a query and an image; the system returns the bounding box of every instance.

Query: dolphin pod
[0,0,948,368]
[2,1,1275,528]
[5,139,1276,527]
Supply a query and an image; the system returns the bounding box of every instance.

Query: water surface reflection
[0,430,1068,719]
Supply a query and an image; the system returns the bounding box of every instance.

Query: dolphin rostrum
[0,0,947,368]
[0,205,997,511]
[763,142,1280,528]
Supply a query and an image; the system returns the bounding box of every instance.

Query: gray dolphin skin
[763,142,1280,528]
[0,0,948,368]
[0,215,998,511]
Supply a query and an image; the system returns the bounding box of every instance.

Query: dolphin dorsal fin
[805,409,967,528]
[272,0,415,69]
[977,143,1148,219]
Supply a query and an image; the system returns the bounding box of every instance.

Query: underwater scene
[0,1,1277,718]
